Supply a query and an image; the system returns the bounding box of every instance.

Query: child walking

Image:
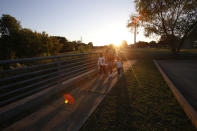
[116,57,123,76]
[97,53,105,75]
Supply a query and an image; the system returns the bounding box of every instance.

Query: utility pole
[133,16,139,47]
[80,36,82,43]
[134,23,136,45]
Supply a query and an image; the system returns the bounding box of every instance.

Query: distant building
[182,39,197,48]
[193,41,197,48]
[182,27,197,48]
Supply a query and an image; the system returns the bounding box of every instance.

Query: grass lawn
[121,48,197,60]
[80,49,196,130]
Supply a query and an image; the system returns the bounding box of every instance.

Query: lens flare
[65,99,68,104]
[64,94,74,104]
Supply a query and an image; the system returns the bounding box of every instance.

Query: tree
[108,44,115,49]
[132,0,197,54]
[52,36,70,53]
[49,36,63,55]
[16,29,50,58]
[136,41,148,48]
[0,14,94,60]
[127,15,141,44]
[121,40,128,48]
[88,42,93,48]
[77,45,86,53]
[149,41,157,48]
[0,14,22,59]
[0,14,21,37]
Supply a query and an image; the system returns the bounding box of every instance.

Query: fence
[0,53,98,107]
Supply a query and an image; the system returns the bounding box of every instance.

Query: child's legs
[102,65,105,74]
[110,67,113,74]
[109,62,113,74]
[108,66,113,75]
[99,65,104,74]
[99,65,101,74]
[121,67,124,73]
[97,65,100,74]
[117,68,121,75]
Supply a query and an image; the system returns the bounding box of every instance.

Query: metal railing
[0,53,98,106]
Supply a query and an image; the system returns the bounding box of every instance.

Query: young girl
[105,46,116,79]
[97,53,105,75]
[116,57,123,76]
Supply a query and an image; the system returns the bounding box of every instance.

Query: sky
[0,0,154,46]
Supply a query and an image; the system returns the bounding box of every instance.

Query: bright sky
[0,0,154,46]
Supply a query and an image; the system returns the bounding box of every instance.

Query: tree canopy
[129,0,197,54]
[0,14,94,60]
[0,14,21,36]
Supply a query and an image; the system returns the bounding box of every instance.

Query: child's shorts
[117,68,121,75]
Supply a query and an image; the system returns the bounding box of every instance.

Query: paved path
[4,60,135,131]
[157,60,197,111]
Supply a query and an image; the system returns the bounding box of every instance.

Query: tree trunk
[169,35,178,55]
[177,37,186,53]
[171,43,177,55]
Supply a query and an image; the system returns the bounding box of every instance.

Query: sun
[113,43,121,47]
[108,43,120,48]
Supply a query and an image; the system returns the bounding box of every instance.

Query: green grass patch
[120,48,197,60]
[80,60,195,130]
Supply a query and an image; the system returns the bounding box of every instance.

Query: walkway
[4,60,136,131]
[157,60,197,111]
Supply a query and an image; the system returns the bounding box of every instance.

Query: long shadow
[103,73,118,94]
[0,74,94,130]
[46,70,129,130]
[4,71,122,130]
[17,89,92,130]
[21,76,106,130]
[86,74,107,94]
[52,87,106,130]
[112,74,135,130]
[92,69,119,94]
[53,73,120,130]
[80,70,136,131]
[23,104,66,130]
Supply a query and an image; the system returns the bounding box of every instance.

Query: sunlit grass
[80,58,195,130]
[118,48,197,60]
